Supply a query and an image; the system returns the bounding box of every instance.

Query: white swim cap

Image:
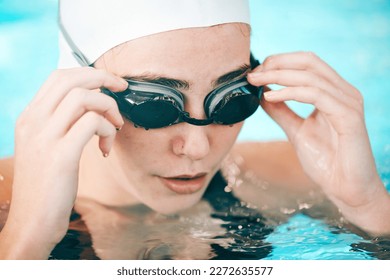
[58,0,251,68]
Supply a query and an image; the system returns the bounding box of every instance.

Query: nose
[172,124,210,161]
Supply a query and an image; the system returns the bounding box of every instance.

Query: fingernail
[247,72,262,79]
[264,91,276,99]
[119,78,128,87]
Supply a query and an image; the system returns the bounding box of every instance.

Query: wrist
[333,181,390,236]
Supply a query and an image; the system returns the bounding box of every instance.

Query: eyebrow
[212,64,251,87]
[121,64,251,91]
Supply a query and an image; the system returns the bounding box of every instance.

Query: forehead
[95,23,251,81]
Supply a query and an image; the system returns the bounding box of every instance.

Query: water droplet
[235,155,244,165]
[260,181,269,190]
[280,207,296,215]
[245,202,258,210]
[224,185,232,193]
[240,201,247,207]
[298,202,313,210]
[260,204,269,210]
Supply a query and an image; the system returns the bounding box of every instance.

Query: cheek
[113,121,242,170]
[113,124,169,167]
[210,123,243,156]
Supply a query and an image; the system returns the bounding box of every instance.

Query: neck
[78,137,139,207]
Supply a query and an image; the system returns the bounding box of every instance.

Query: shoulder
[224,141,319,214]
[229,141,306,184]
[0,157,13,203]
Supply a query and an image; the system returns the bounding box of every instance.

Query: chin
[146,193,204,215]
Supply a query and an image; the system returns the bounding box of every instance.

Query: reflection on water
[1,171,389,260]
[1,195,390,260]
[351,238,390,260]
[50,171,275,260]
[1,171,390,260]
[51,199,272,260]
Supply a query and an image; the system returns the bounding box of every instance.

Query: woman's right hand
[0,67,127,259]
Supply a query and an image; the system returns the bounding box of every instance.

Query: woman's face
[94,23,251,214]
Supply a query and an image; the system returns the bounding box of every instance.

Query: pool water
[0,0,390,259]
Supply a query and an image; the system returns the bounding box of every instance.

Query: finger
[263,86,364,135]
[264,86,349,116]
[48,88,124,136]
[248,69,360,110]
[63,111,116,158]
[249,69,336,92]
[261,98,303,141]
[31,67,127,115]
[257,52,362,100]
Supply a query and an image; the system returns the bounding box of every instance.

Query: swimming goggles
[58,17,263,129]
[101,74,263,129]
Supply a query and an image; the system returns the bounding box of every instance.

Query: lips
[159,173,208,195]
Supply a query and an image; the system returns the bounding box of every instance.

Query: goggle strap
[250,53,260,68]
[58,9,91,67]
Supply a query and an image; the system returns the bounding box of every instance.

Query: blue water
[0,0,389,259]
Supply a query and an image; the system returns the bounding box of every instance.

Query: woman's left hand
[247,51,390,235]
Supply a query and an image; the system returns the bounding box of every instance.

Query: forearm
[0,217,60,260]
[0,211,66,259]
[0,225,54,259]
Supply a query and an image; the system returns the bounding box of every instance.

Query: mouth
[159,173,208,195]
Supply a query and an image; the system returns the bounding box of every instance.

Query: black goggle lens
[212,93,260,125]
[129,100,180,129]
[105,77,262,129]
